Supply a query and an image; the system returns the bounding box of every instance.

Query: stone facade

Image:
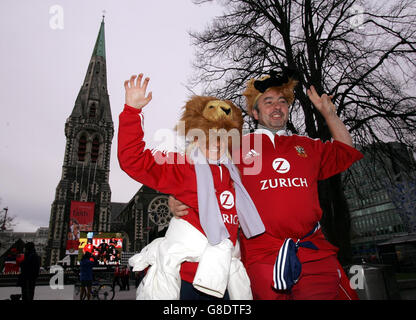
[111,186,173,254]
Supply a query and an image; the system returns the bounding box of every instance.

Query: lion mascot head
[175,96,243,157]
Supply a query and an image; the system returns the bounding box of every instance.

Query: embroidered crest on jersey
[295,145,307,158]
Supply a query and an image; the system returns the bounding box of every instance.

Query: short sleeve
[318,140,363,180]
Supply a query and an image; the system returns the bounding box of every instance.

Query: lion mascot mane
[175,96,243,156]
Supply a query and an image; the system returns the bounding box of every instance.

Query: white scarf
[190,147,265,245]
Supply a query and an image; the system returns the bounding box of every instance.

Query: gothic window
[78,134,87,162]
[91,136,100,163]
[88,62,93,75]
[148,196,172,228]
[89,102,96,118]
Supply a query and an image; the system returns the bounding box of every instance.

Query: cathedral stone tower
[45,18,114,266]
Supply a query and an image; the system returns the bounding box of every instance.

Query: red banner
[66,201,95,255]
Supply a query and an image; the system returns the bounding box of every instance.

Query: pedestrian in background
[79,251,96,300]
[122,266,130,291]
[18,242,40,301]
[113,263,122,291]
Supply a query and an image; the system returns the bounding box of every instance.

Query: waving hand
[124,74,153,109]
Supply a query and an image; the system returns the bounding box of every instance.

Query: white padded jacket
[128,217,252,300]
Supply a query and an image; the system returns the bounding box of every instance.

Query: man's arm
[306,86,353,147]
[118,74,184,194]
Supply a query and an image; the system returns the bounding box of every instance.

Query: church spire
[92,16,106,59]
[69,17,112,123]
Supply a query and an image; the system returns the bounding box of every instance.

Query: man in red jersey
[170,68,363,300]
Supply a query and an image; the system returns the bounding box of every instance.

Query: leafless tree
[189,0,416,264]
[0,199,15,232]
[0,208,16,232]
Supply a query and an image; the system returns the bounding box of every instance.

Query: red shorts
[246,255,358,300]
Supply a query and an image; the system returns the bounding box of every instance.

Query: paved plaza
[1,280,415,300]
[0,283,137,300]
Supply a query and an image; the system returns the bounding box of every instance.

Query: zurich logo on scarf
[273,222,320,291]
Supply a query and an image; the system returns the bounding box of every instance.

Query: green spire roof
[92,17,106,58]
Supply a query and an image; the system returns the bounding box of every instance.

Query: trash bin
[346,264,401,300]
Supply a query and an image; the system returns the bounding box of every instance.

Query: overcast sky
[0,0,223,231]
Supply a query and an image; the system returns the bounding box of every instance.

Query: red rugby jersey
[236,129,364,266]
[118,104,239,283]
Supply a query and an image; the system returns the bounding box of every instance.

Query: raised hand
[307,85,353,146]
[124,74,153,109]
[306,85,336,119]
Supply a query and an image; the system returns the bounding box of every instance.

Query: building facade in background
[344,142,416,264]
[112,186,172,254]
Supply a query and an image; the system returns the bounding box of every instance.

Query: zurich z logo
[272,158,290,174]
[220,191,235,209]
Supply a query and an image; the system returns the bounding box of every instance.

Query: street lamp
[1,207,9,231]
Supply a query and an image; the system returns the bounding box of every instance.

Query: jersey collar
[254,127,291,146]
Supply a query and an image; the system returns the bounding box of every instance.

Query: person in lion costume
[118,73,265,300]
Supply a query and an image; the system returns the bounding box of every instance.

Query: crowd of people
[112,264,131,291]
